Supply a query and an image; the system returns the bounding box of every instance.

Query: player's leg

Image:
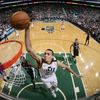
[41,74,58,98]
[50,74,58,98]
[27,68,36,89]
[0,70,9,82]
[73,50,77,63]
[85,39,87,45]
[87,39,89,45]
[46,82,57,98]
[74,50,79,63]
[50,74,58,92]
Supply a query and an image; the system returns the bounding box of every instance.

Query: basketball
[10,11,30,30]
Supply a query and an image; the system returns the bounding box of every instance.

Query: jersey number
[46,66,55,75]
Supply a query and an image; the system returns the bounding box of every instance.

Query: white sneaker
[51,91,57,98]
[56,88,59,92]
[3,76,8,82]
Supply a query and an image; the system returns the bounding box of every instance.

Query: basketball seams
[10,11,30,30]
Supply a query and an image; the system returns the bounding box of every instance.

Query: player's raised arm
[57,61,82,79]
[25,24,41,65]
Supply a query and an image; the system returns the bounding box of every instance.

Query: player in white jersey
[24,24,82,98]
[39,56,58,95]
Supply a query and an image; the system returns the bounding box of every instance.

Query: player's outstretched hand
[75,74,83,79]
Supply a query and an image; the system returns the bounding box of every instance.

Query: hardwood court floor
[0,21,100,96]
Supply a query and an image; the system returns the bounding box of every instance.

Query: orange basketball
[10,11,30,30]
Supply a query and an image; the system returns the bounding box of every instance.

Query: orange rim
[0,40,22,70]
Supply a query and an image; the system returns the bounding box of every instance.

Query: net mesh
[7,62,26,87]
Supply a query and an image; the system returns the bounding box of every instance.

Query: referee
[70,38,80,63]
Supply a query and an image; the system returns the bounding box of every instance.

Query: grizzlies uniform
[39,57,58,88]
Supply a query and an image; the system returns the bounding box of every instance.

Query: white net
[8,63,26,87]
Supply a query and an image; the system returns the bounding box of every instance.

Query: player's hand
[76,74,83,79]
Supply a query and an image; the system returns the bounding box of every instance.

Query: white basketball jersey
[39,58,57,78]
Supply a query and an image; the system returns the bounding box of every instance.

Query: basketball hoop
[0,40,22,70]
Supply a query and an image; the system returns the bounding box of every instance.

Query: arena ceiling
[0,0,100,3]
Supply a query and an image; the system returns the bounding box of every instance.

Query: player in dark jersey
[20,56,37,89]
[85,33,90,46]
[70,38,80,63]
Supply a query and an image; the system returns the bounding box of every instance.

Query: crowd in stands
[0,3,99,43]
[63,5,100,43]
